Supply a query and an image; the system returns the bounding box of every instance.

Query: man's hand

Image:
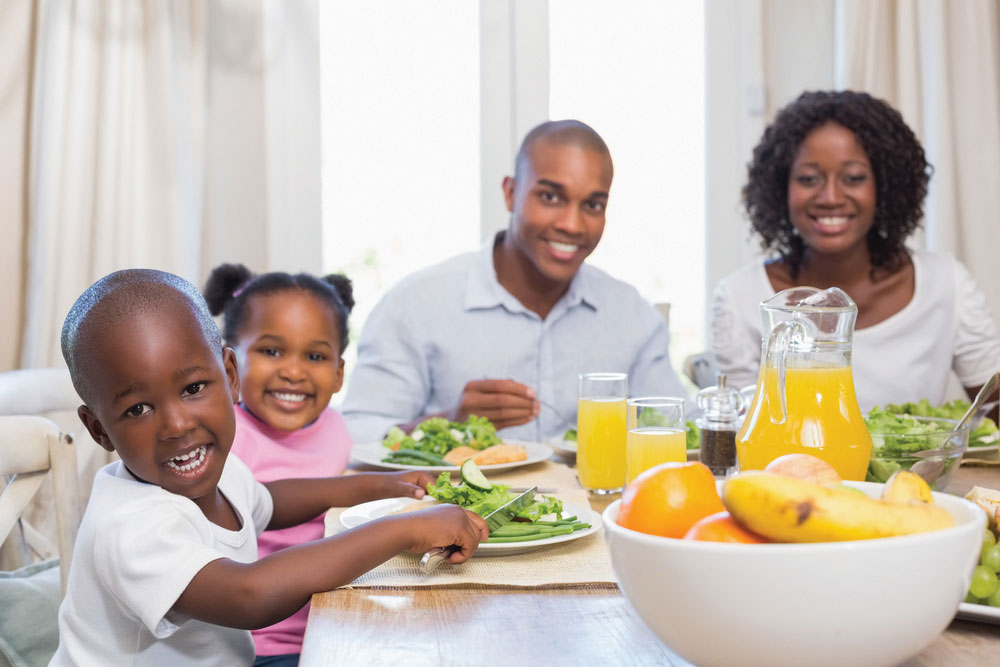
[450,379,540,430]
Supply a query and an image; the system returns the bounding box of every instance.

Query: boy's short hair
[61,269,222,405]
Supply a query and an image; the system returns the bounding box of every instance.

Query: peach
[763,453,842,486]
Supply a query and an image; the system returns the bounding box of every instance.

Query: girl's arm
[172,504,488,629]
[263,470,435,530]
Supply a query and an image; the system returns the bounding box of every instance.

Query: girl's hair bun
[323,273,355,314]
[203,263,254,316]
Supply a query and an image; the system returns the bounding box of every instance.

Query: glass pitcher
[735,286,873,480]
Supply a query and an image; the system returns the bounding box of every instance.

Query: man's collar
[463,231,600,313]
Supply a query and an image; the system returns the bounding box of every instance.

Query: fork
[537,398,572,426]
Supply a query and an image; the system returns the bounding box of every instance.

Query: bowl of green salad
[865,410,970,491]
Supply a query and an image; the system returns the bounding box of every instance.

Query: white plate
[956,601,1000,625]
[351,440,553,472]
[337,496,602,556]
[547,435,577,456]
[967,432,1000,454]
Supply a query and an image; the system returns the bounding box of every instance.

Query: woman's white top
[710,249,1000,412]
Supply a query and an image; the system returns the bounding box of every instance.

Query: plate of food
[958,486,1000,623]
[351,415,552,472]
[968,431,1000,454]
[548,429,577,456]
[336,464,601,556]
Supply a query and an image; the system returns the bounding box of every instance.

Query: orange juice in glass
[625,397,686,484]
[577,372,628,493]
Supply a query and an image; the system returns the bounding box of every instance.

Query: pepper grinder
[696,374,745,476]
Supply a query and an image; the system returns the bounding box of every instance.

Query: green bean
[491,525,561,536]
[382,449,449,466]
[487,527,576,543]
[532,517,579,525]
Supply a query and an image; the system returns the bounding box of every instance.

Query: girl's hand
[376,470,437,500]
[399,505,489,562]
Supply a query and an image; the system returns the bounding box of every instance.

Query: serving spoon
[951,372,1000,444]
[910,373,1000,483]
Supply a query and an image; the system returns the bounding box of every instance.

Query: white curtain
[835,0,1000,320]
[21,0,207,369]
[3,0,321,371]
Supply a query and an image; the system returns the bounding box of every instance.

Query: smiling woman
[710,90,1000,413]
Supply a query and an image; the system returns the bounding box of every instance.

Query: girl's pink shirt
[230,403,353,657]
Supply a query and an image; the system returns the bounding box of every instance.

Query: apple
[764,453,842,486]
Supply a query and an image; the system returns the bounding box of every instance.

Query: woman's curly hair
[743,90,931,277]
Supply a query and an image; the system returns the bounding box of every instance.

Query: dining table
[300,449,1000,667]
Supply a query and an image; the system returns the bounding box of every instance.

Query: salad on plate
[380,415,528,467]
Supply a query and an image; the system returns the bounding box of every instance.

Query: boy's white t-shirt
[50,454,274,666]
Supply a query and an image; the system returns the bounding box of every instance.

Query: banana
[723,472,954,543]
[881,470,934,504]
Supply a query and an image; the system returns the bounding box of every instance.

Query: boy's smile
[77,303,241,517]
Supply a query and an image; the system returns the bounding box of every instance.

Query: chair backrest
[0,415,81,597]
[684,352,720,390]
[0,367,110,534]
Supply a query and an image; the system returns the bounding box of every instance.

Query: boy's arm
[263,471,435,530]
[173,505,487,629]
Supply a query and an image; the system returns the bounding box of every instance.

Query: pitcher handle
[764,321,806,425]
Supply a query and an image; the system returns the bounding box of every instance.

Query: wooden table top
[301,458,1000,666]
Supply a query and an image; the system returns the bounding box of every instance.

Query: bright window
[318,0,481,398]
[320,1,707,398]
[549,0,706,381]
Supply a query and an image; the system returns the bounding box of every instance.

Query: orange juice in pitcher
[736,287,872,480]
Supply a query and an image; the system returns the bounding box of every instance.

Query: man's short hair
[61,269,222,404]
[513,119,612,181]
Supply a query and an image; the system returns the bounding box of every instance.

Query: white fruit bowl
[603,481,984,667]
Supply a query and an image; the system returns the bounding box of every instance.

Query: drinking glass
[577,372,628,494]
[626,397,686,484]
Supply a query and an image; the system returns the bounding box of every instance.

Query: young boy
[51,269,488,665]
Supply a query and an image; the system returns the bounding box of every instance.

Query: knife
[419,486,538,574]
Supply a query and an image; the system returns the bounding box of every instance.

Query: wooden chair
[0,367,110,571]
[0,415,81,597]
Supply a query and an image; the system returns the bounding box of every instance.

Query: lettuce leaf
[426,472,565,520]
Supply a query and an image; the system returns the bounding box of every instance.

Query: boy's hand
[399,505,489,562]
[375,470,437,500]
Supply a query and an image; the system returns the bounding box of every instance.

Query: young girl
[203,263,359,666]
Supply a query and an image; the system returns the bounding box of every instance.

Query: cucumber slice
[460,459,492,491]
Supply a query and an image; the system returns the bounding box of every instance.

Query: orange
[616,461,724,538]
[683,511,770,543]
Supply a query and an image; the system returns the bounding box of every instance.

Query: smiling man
[342,120,691,443]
